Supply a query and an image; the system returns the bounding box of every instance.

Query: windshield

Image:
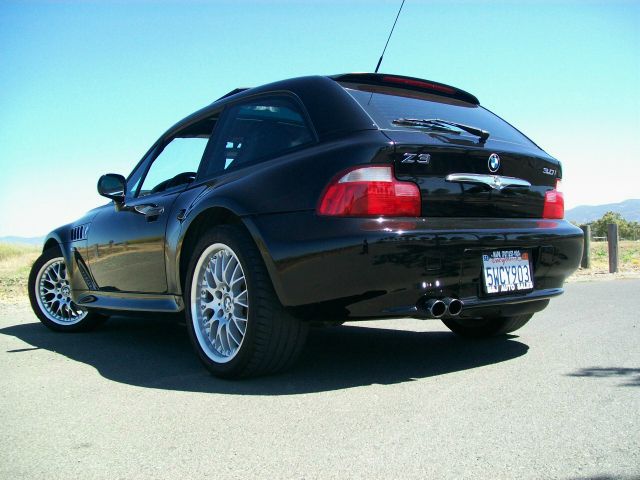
[342,83,537,148]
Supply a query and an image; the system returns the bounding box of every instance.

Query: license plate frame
[482,249,534,295]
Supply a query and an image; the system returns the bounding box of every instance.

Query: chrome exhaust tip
[424,299,447,318]
[443,297,463,316]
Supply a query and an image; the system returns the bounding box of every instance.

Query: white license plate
[482,250,533,294]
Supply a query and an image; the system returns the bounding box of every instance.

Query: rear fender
[169,193,284,304]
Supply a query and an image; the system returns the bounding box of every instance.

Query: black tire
[442,314,533,338]
[28,247,108,332]
[184,225,308,379]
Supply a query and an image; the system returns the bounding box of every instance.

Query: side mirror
[97,174,126,204]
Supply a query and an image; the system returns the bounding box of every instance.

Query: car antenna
[374,0,406,73]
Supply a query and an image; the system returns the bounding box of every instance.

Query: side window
[137,116,217,197]
[204,96,314,176]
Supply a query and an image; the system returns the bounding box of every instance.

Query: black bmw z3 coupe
[28,73,583,378]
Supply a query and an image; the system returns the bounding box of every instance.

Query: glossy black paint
[42,73,583,320]
[248,214,581,320]
[387,130,560,218]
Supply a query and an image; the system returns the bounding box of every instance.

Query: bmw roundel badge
[488,153,500,172]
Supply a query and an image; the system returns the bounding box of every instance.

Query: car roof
[165,73,478,141]
[167,75,375,141]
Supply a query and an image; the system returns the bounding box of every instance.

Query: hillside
[0,236,44,246]
[566,199,640,224]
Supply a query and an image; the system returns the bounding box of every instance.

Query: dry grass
[570,240,640,281]
[590,240,640,270]
[0,243,40,302]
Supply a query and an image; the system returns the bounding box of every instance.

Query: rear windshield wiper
[392,118,490,144]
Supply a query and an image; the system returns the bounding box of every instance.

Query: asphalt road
[1,280,639,480]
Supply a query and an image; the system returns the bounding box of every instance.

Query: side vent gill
[70,225,88,242]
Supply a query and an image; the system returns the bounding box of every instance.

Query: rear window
[342,83,537,147]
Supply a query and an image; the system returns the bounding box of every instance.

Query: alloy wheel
[35,258,88,325]
[190,243,249,363]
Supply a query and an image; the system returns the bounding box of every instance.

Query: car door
[87,115,218,293]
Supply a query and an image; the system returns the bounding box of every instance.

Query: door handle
[134,204,165,221]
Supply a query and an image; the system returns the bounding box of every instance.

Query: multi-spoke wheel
[185,225,308,378]
[28,247,107,332]
[191,244,248,363]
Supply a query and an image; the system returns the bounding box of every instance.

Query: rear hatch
[336,74,561,218]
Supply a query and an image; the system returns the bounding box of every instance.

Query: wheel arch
[43,237,60,253]
[175,206,282,304]
[42,231,70,267]
[42,225,69,252]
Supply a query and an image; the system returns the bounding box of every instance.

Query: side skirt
[76,291,184,313]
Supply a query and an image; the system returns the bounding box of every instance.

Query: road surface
[1,280,639,479]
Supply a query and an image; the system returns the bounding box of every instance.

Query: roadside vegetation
[0,243,39,302]
[572,211,640,279]
[587,211,640,240]
[578,240,640,273]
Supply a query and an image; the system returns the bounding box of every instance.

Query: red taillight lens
[542,180,564,219]
[317,165,421,217]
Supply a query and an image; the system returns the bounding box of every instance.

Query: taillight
[317,165,421,217]
[542,179,564,219]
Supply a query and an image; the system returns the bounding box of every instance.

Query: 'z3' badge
[401,153,431,164]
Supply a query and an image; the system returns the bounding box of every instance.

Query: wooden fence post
[580,225,591,269]
[607,223,619,273]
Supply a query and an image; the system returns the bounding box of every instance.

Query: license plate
[482,250,533,294]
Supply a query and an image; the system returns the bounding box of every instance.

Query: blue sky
[1,0,638,236]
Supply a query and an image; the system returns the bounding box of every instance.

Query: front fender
[42,226,72,265]
[42,206,104,298]
[43,226,69,249]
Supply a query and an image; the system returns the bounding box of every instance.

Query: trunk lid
[387,130,560,218]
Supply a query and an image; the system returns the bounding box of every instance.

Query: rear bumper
[246,213,583,320]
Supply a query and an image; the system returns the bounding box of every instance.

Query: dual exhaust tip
[424,297,463,318]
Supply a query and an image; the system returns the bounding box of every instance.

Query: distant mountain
[566,199,640,224]
[0,235,45,246]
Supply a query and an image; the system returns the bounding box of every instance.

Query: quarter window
[204,96,314,176]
